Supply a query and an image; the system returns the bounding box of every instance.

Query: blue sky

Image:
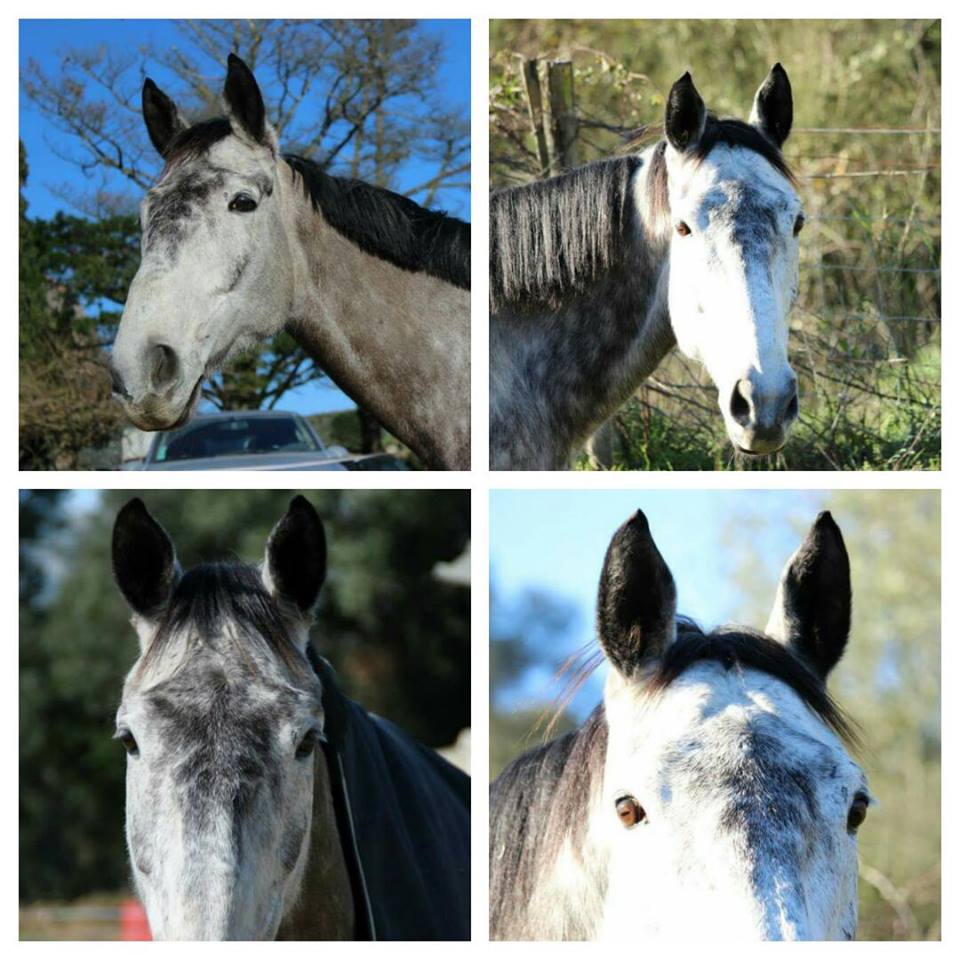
[19,19,470,418]
[490,489,833,717]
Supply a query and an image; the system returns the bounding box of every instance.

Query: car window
[152,417,322,462]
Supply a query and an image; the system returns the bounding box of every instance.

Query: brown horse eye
[847,793,869,833]
[793,213,805,236]
[615,796,645,828]
[676,221,691,237]
[117,730,139,756]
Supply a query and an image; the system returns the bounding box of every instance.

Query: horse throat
[276,748,354,940]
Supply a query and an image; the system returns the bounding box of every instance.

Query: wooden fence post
[520,59,551,178]
[545,60,578,175]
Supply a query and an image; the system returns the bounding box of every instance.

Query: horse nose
[729,373,798,450]
[109,360,131,401]
[148,343,180,392]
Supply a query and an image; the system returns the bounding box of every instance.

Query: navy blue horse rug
[310,651,470,940]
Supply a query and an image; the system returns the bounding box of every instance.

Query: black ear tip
[628,509,650,531]
[813,510,841,535]
[678,71,693,84]
[770,60,790,84]
[143,77,157,94]
[118,497,148,520]
[289,495,318,519]
[227,52,251,75]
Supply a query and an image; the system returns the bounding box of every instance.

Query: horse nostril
[730,379,753,427]
[150,343,179,390]
[784,385,799,422]
[109,362,129,400]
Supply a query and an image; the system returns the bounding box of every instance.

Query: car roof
[178,410,305,421]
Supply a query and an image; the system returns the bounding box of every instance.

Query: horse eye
[847,793,869,833]
[675,221,691,237]
[615,795,646,828]
[228,193,258,213]
[115,730,139,757]
[793,213,805,236]
[295,730,318,760]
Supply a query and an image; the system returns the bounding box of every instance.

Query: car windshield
[152,416,322,463]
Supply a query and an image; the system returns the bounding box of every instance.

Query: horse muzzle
[725,371,799,455]
[111,365,204,432]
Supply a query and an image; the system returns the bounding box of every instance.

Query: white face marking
[665,144,802,454]
[116,624,323,940]
[111,135,294,431]
[596,664,865,940]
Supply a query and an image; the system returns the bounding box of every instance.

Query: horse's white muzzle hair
[110,273,209,431]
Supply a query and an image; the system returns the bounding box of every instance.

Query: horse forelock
[646,116,795,224]
[647,619,859,749]
[133,563,316,688]
[160,117,235,174]
[691,116,796,185]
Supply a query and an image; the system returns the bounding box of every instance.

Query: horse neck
[276,747,354,940]
[279,165,471,469]
[525,812,609,940]
[490,165,674,470]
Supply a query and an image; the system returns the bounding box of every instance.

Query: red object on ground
[119,899,151,940]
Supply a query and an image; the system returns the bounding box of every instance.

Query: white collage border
[9,1,953,954]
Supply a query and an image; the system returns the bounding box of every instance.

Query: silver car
[123,411,409,471]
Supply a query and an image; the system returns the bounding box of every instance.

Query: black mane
[159,117,471,290]
[490,116,795,313]
[490,155,641,313]
[286,155,470,290]
[489,706,608,938]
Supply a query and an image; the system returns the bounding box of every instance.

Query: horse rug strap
[309,649,471,941]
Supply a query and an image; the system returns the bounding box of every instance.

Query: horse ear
[664,72,706,153]
[766,511,851,679]
[263,496,327,618]
[142,78,188,158]
[597,510,677,678]
[112,498,179,621]
[749,63,793,147]
[223,53,267,145]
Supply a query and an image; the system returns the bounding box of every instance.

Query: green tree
[19,143,139,468]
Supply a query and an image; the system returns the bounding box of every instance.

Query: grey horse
[111,55,471,469]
